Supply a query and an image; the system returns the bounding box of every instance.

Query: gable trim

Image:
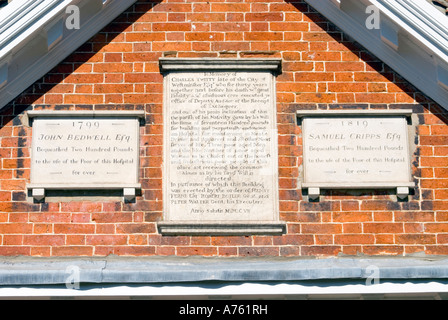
[0,0,137,111]
[305,0,448,111]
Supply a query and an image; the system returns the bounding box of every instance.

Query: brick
[53,247,93,256]
[125,73,162,83]
[301,223,342,234]
[270,22,307,31]
[0,223,32,234]
[238,246,279,257]
[24,235,65,246]
[422,113,446,125]
[303,32,341,42]
[211,236,251,246]
[420,179,448,188]
[152,23,191,32]
[189,13,226,22]
[360,200,394,211]
[355,93,396,103]
[277,82,316,93]
[116,223,156,234]
[211,42,250,51]
[94,43,133,53]
[333,212,372,222]
[425,223,448,233]
[279,201,298,212]
[211,3,250,12]
[191,236,211,246]
[93,63,133,73]
[335,234,375,245]
[435,146,448,156]
[280,246,301,256]
[244,31,283,41]
[396,234,436,244]
[54,224,95,234]
[426,246,448,255]
[328,83,367,93]
[177,246,218,256]
[301,246,341,256]
[420,136,448,146]
[246,12,283,21]
[94,84,134,94]
[64,95,104,104]
[152,3,192,13]
[295,72,334,82]
[373,211,393,222]
[185,32,225,41]
[0,247,30,256]
[363,223,404,234]
[114,246,156,256]
[157,246,176,256]
[134,12,167,22]
[86,235,128,246]
[362,246,404,256]
[435,190,448,199]
[211,22,249,32]
[152,41,192,52]
[66,235,85,245]
[373,212,395,222]
[1,180,25,191]
[273,235,313,245]
[375,234,394,244]
[394,212,435,222]
[60,202,102,213]
[0,191,11,202]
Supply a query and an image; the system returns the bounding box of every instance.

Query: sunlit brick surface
[0,0,447,257]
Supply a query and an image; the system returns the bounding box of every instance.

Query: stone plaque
[159,58,285,235]
[28,111,143,199]
[299,110,414,197]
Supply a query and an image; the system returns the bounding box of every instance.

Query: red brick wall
[0,0,447,257]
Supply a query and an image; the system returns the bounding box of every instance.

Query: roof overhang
[0,0,138,110]
[304,0,448,111]
[1,256,448,299]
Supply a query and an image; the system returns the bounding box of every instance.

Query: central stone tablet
[158,58,285,235]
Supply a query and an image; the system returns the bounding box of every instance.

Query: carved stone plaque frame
[27,110,144,201]
[158,58,286,235]
[297,109,415,200]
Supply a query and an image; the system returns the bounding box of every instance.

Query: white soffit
[0,0,138,111]
[305,0,448,111]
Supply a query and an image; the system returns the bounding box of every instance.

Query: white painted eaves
[0,0,138,110]
[304,0,448,111]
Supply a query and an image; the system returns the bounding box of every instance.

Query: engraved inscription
[165,71,278,221]
[302,116,411,185]
[31,117,140,186]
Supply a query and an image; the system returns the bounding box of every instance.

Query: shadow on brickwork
[2,0,162,116]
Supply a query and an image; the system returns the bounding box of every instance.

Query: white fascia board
[0,281,447,299]
[0,1,71,59]
[304,0,448,111]
[371,0,448,64]
[0,0,137,111]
